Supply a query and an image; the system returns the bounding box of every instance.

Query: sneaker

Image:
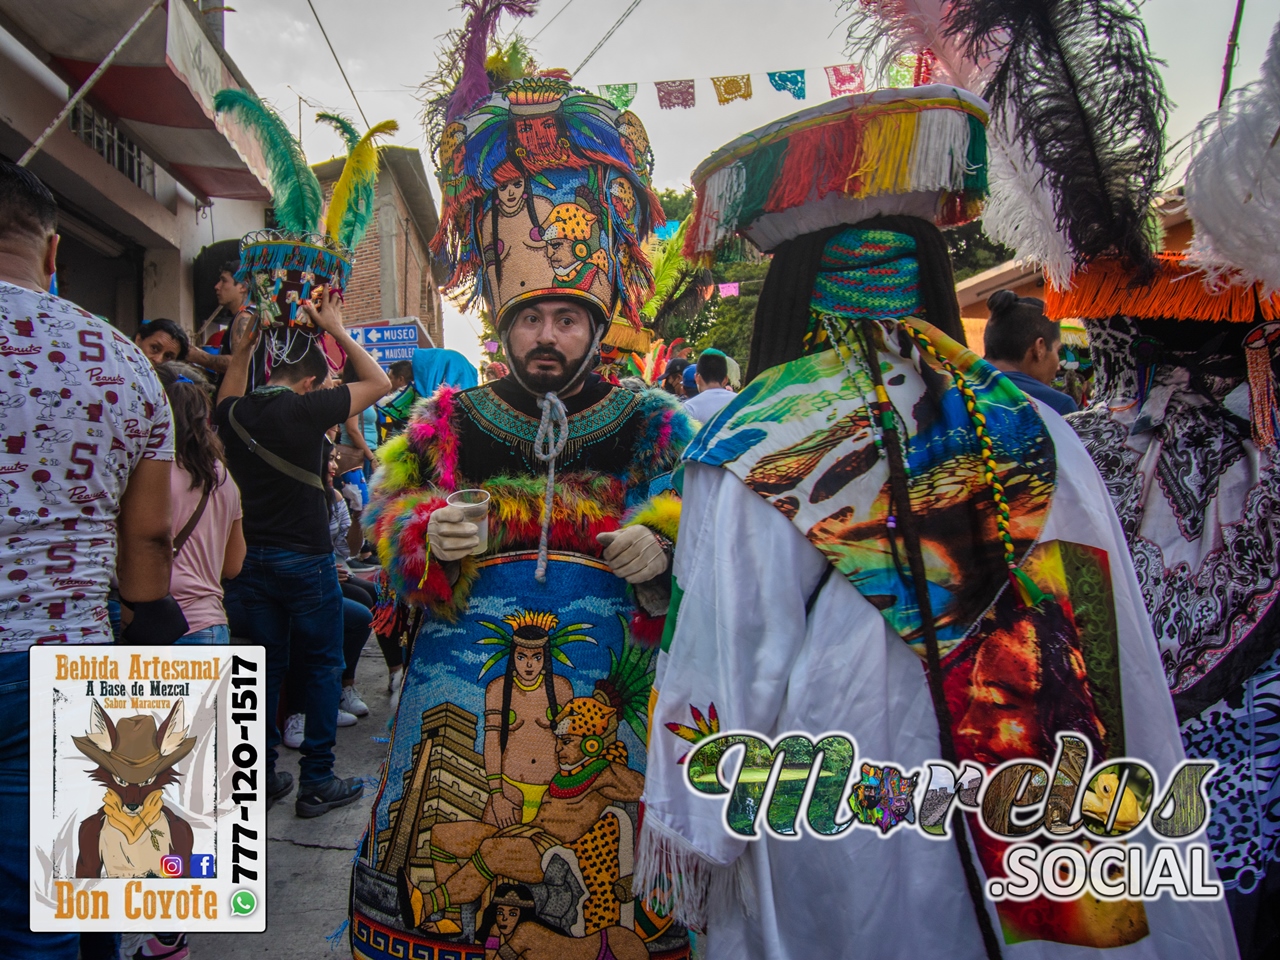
[295,775,364,818]
[341,685,370,717]
[337,708,359,727]
[267,770,294,810]
[127,934,189,959]
[346,557,379,571]
[282,713,305,749]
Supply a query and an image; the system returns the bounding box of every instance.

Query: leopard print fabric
[1181,648,1280,893]
[567,811,623,933]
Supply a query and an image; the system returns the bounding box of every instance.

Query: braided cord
[532,392,570,583]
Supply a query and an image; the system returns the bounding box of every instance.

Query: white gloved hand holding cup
[597,526,667,584]
[428,490,490,562]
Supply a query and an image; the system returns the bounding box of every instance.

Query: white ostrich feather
[983,108,1074,288]
[1187,18,1280,293]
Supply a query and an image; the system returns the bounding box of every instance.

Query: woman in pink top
[158,363,244,644]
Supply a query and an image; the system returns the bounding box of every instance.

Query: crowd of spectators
[0,161,431,960]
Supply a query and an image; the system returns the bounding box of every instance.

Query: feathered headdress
[1186,17,1280,294]
[317,113,400,251]
[214,89,351,325]
[214,88,323,235]
[846,0,1169,285]
[945,0,1168,282]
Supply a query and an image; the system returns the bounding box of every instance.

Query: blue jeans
[0,653,79,958]
[224,548,344,787]
[176,623,230,645]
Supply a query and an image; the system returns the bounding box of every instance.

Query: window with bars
[67,101,156,198]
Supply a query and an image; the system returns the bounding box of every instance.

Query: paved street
[189,637,393,960]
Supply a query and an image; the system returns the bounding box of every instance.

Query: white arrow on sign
[367,328,382,342]
[369,347,382,361]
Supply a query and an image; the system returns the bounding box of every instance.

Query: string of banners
[598,57,932,110]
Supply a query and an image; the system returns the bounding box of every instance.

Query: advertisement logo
[190,854,215,879]
[159,855,183,878]
[230,889,257,917]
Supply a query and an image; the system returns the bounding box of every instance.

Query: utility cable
[532,0,575,40]
[304,0,370,126]
[574,0,644,78]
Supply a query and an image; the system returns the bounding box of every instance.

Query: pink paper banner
[718,282,740,297]
[655,79,696,110]
[824,63,865,97]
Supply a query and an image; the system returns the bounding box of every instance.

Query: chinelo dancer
[1045,14,1280,959]
[636,2,1238,958]
[348,4,693,959]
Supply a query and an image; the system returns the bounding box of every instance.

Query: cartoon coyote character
[73,699,196,878]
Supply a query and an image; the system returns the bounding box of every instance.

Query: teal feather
[214,88,322,234]
[317,111,361,152]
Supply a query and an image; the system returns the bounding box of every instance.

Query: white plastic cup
[446,489,490,555]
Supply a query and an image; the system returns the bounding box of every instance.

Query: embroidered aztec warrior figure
[73,699,195,879]
[398,693,643,932]
[638,3,1238,957]
[351,6,691,957]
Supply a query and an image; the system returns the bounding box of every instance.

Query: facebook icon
[190,854,215,878]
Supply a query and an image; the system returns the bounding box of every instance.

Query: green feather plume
[641,219,711,328]
[318,114,399,250]
[214,88,322,235]
[317,112,362,152]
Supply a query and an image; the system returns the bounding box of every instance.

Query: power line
[574,0,644,78]
[532,0,575,41]
[304,0,369,127]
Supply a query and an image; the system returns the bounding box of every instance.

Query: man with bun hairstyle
[983,289,1077,415]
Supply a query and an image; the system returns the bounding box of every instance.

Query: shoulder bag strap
[227,398,325,491]
[172,486,212,557]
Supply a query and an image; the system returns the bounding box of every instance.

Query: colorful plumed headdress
[431,75,664,330]
[213,91,396,328]
[684,85,990,265]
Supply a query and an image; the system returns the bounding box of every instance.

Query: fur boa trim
[626,389,695,493]
[365,383,693,620]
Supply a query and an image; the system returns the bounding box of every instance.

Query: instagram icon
[159,855,183,878]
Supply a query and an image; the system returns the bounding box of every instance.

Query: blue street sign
[353,324,418,345]
[366,344,417,365]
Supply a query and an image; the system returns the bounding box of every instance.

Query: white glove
[596,527,668,584]
[428,505,480,561]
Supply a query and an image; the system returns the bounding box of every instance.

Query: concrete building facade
[0,0,271,336]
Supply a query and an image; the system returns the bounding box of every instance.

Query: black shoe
[295,775,364,818]
[267,770,294,809]
[346,557,379,571]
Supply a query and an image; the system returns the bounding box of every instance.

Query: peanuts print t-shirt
[0,280,173,651]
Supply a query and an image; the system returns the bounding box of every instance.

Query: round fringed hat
[684,85,989,264]
[431,76,664,332]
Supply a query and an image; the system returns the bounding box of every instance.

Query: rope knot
[533,392,570,582]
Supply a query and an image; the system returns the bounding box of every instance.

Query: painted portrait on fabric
[351,552,686,960]
[940,540,1148,948]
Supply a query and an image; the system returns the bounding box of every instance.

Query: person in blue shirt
[982,289,1078,416]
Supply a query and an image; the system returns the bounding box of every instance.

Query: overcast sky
[224,0,1280,365]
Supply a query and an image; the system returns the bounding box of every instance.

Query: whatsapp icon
[230,889,258,917]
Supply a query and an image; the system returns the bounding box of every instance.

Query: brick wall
[317,163,445,345]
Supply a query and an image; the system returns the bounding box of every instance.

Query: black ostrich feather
[947,0,1169,277]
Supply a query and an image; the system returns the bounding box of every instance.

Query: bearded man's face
[506,298,595,393]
